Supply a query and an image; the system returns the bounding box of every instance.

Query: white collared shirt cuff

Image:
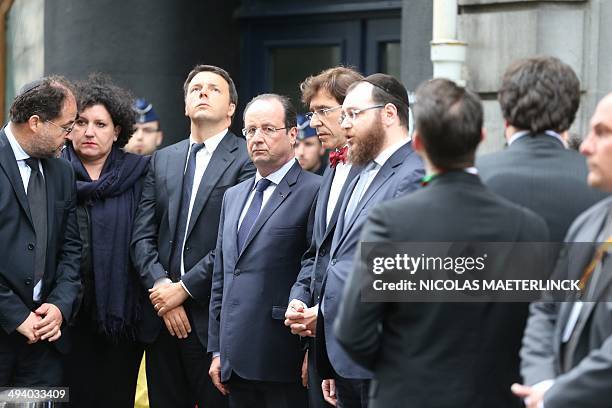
[180,280,194,298]
[530,379,554,408]
[213,352,220,358]
[153,277,172,289]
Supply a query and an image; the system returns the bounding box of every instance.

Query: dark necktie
[237,178,272,253]
[25,158,47,286]
[169,143,205,280]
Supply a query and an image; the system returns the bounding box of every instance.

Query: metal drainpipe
[431,0,467,85]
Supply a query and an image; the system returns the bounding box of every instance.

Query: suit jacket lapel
[238,162,300,258]
[0,130,33,225]
[226,179,254,259]
[321,164,361,244]
[186,133,237,238]
[314,167,335,244]
[555,206,610,354]
[166,140,190,238]
[41,158,55,240]
[346,155,405,245]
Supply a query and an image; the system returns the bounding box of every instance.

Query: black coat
[335,171,549,408]
[477,134,607,242]
[131,131,255,346]
[0,128,81,353]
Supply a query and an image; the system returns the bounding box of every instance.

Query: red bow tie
[329,146,348,168]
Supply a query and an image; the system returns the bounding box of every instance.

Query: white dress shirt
[155,130,228,293]
[179,129,227,276]
[326,161,352,228]
[238,158,296,229]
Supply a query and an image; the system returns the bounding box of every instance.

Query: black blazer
[208,161,321,383]
[289,164,361,307]
[334,171,549,408]
[131,131,255,346]
[0,128,81,352]
[477,134,607,242]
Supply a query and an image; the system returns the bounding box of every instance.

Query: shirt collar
[189,128,228,153]
[5,123,29,161]
[373,137,411,168]
[254,157,296,187]
[508,130,565,146]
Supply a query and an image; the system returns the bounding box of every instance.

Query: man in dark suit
[335,78,549,408]
[0,76,81,386]
[208,94,320,408]
[512,93,612,408]
[131,65,255,408]
[477,56,605,242]
[313,73,424,407]
[284,66,363,408]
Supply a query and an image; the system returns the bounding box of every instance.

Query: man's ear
[382,103,398,127]
[480,127,487,144]
[156,131,163,147]
[288,126,298,147]
[28,115,41,133]
[227,103,236,119]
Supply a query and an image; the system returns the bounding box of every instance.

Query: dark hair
[75,73,135,148]
[300,66,363,107]
[499,56,580,134]
[348,73,410,128]
[413,78,483,170]
[244,93,297,130]
[9,75,74,123]
[183,64,238,107]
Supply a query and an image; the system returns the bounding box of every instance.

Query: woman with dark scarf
[61,75,150,407]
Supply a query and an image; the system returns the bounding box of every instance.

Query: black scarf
[62,144,150,340]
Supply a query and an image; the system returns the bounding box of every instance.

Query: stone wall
[402,0,612,153]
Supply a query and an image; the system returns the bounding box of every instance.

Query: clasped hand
[150,282,191,339]
[284,299,318,337]
[149,281,189,316]
[16,303,63,344]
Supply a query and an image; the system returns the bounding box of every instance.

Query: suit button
[319,248,327,256]
[27,243,35,250]
[234,269,241,276]
[25,278,32,285]
[331,259,337,266]
[185,246,190,252]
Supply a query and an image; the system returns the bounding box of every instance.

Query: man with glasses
[131,65,254,408]
[316,73,424,407]
[284,66,363,407]
[208,94,320,408]
[0,76,81,387]
[125,98,164,155]
[336,78,550,408]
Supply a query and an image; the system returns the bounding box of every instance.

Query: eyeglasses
[46,119,75,135]
[338,105,385,125]
[304,105,342,121]
[242,125,287,139]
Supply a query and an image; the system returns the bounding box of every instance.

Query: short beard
[27,128,61,158]
[349,116,385,166]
